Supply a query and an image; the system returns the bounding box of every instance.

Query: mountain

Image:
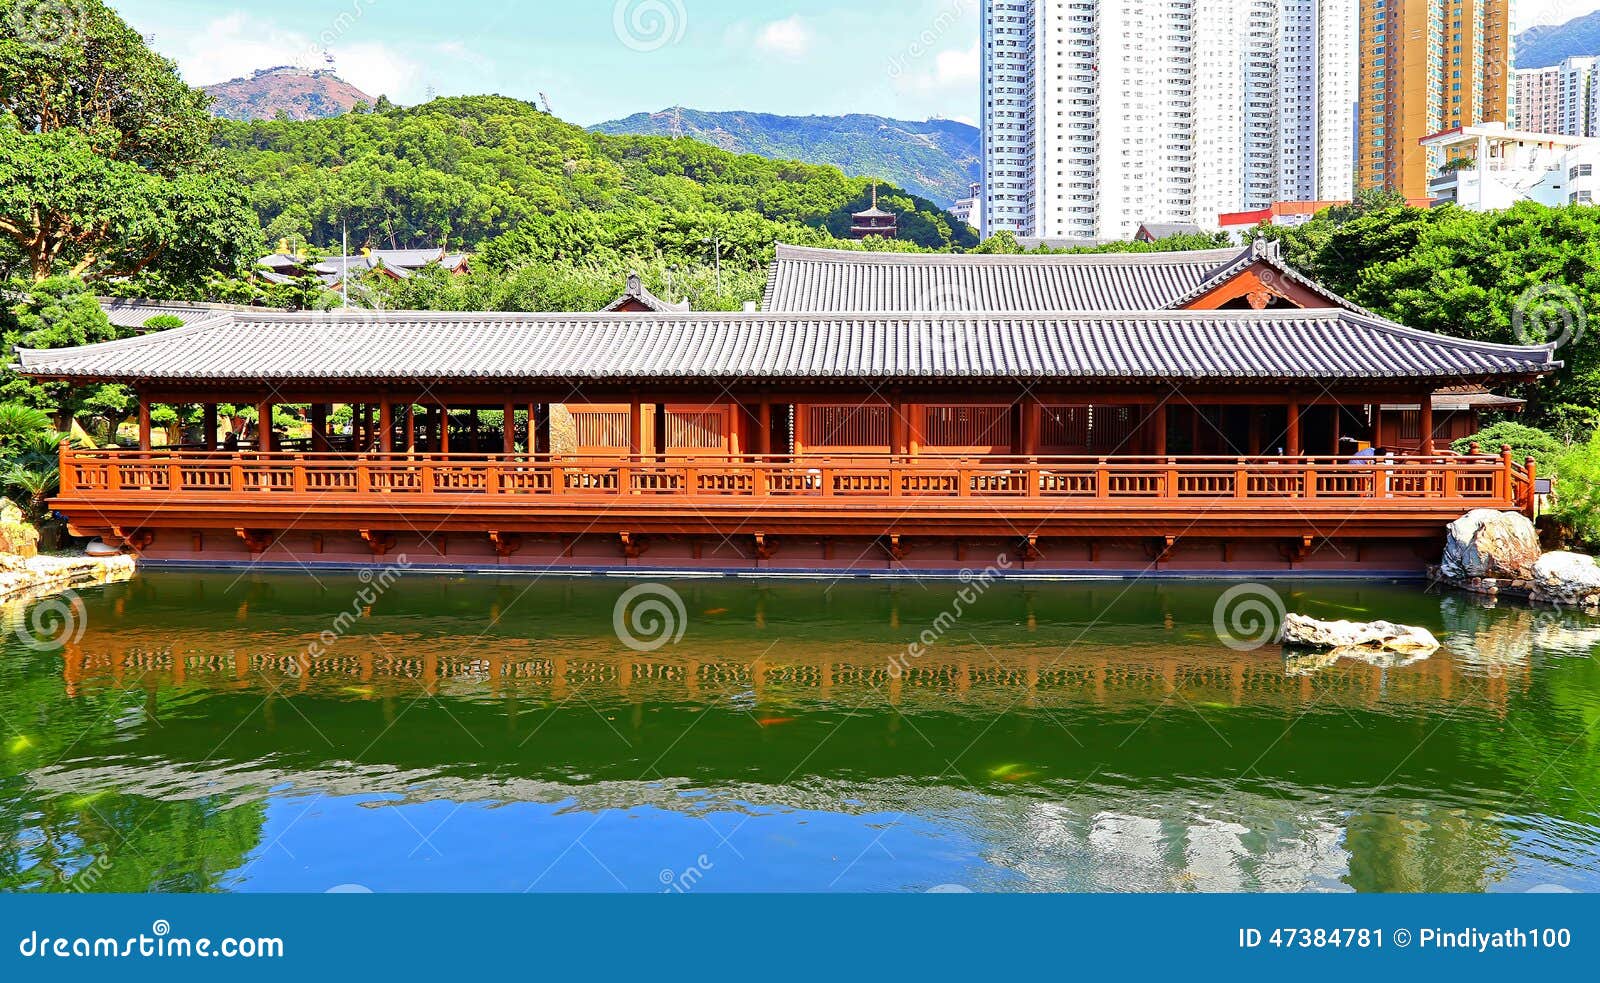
[1515,10,1600,69]
[213,95,977,255]
[591,108,980,207]
[204,67,377,122]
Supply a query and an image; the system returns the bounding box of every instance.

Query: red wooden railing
[57,447,1534,513]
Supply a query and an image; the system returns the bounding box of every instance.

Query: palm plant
[0,404,55,454]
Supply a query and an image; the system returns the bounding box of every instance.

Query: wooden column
[503,402,517,455]
[311,404,329,452]
[405,403,417,452]
[438,404,450,453]
[1020,397,1040,457]
[629,396,643,457]
[1420,393,1436,455]
[535,404,551,456]
[257,400,274,453]
[379,398,395,453]
[758,396,773,456]
[1152,402,1168,457]
[138,398,152,451]
[203,404,219,452]
[1247,408,1263,457]
[1286,397,1302,457]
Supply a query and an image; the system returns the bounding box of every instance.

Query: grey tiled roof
[762,243,1248,312]
[16,309,1558,385]
[1137,222,1206,240]
[97,299,285,331]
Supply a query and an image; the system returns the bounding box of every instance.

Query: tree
[0,0,262,282]
[0,277,130,419]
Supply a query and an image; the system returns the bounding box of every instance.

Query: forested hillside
[214,96,976,255]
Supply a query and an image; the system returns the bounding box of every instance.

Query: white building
[1514,58,1597,137]
[1422,123,1600,211]
[980,0,1356,241]
[949,182,981,230]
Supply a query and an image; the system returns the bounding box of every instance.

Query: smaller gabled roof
[601,273,690,313]
[1136,222,1205,240]
[1167,239,1379,316]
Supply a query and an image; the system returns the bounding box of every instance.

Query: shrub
[1549,432,1600,550]
[1451,422,1565,471]
[142,314,186,331]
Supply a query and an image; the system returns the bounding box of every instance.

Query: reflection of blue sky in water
[4,574,1600,893]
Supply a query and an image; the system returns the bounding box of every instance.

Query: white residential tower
[981,0,1357,240]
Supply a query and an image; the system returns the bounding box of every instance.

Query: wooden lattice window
[1092,405,1139,453]
[666,410,726,450]
[1040,405,1141,454]
[1040,406,1090,451]
[922,405,1013,450]
[573,411,629,450]
[1398,410,1422,443]
[806,405,890,449]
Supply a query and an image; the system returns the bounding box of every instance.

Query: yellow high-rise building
[1358,0,1513,200]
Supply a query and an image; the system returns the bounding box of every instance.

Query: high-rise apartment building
[1513,59,1597,137]
[1356,0,1512,200]
[980,0,1356,241]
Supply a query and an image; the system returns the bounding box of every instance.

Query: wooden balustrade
[57,448,1526,512]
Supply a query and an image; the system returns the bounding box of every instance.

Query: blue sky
[103,1,1600,127]
[108,0,983,126]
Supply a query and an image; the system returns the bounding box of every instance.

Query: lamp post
[702,236,722,297]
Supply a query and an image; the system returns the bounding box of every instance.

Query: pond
[2,572,1598,893]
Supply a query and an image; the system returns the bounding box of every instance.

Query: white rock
[1277,614,1441,657]
[1531,552,1600,608]
[1441,510,1541,581]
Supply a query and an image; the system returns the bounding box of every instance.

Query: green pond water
[1,572,1598,893]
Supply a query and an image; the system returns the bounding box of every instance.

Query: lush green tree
[1451,421,1566,471]
[1275,202,1600,425]
[0,277,131,418]
[0,0,261,283]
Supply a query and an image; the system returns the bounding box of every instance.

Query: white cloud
[755,16,813,59]
[160,14,427,104]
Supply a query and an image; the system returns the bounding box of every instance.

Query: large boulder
[1441,509,1541,581]
[0,501,40,559]
[1530,552,1600,609]
[1278,614,1441,657]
